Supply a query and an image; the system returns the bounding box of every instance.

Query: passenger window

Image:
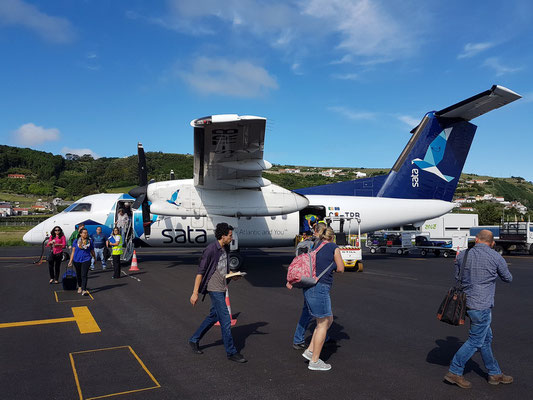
[70,203,92,212]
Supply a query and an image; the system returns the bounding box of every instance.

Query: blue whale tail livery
[296,85,521,202]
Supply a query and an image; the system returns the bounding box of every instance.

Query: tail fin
[296,85,520,201]
[375,114,475,201]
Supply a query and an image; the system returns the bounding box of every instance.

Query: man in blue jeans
[90,226,107,270]
[445,230,513,389]
[189,223,246,363]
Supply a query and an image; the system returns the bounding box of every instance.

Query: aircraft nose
[23,226,44,245]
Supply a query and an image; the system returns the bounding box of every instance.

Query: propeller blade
[138,143,148,187]
[130,193,145,210]
[142,203,151,236]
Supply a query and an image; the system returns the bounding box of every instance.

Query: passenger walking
[189,223,247,363]
[68,228,95,296]
[107,227,123,279]
[291,224,332,350]
[116,208,130,238]
[289,226,344,371]
[90,226,107,270]
[46,226,66,284]
[444,230,513,388]
[67,223,84,249]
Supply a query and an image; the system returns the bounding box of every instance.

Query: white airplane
[24,85,521,268]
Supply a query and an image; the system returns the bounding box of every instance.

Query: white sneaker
[308,359,331,371]
[302,349,313,361]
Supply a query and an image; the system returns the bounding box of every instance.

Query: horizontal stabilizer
[436,85,521,121]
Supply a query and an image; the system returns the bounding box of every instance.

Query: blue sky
[1,0,532,181]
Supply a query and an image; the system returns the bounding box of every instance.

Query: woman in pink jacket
[46,226,66,283]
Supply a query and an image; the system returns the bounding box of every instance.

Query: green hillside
[0,145,193,200]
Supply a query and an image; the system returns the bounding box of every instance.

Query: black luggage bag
[62,268,77,290]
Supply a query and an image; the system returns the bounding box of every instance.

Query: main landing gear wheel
[228,253,244,271]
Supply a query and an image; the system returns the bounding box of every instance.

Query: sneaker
[292,342,307,350]
[444,372,472,389]
[308,359,331,371]
[302,349,313,361]
[227,353,247,363]
[488,373,513,385]
[188,341,203,354]
[77,287,82,294]
[82,290,88,296]
[90,267,95,271]
[102,266,107,270]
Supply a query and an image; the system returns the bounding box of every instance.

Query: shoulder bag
[436,250,469,326]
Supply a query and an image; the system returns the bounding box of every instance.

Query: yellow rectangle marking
[70,346,161,400]
[72,306,101,334]
[54,291,94,303]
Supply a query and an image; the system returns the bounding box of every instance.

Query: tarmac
[0,245,532,400]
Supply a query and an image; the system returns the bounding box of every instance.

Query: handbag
[437,249,469,326]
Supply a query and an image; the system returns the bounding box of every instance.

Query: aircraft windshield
[63,203,92,212]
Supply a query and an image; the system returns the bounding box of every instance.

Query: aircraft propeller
[128,143,152,236]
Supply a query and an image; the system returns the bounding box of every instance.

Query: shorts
[303,282,332,318]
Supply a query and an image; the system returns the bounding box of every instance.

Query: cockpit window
[63,203,92,212]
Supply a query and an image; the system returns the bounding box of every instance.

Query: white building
[421,213,479,240]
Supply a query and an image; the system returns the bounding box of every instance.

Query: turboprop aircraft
[23,85,521,268]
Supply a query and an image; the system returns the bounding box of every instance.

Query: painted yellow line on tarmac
[0,316,75,328]
[0,256,40,260]
[0,306,100,334]
[72,306,101,334]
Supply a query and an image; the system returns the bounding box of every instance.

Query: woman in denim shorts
[303,227,344,371]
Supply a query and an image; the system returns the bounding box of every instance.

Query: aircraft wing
[191,114,273,190]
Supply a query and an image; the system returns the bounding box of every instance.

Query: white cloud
[328,106,376,120]
[483,57,523,76]
[138,0,423,67]
[12,123,60,146]
[179,57,278,97]
[302,0,419,63]
[331,73,359,81]
[61,147,100,159]
[0,0,76,43]
[397,115,420,128]
[457,42,495,59]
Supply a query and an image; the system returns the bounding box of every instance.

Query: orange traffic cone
[215,289,237,326]
[129,250,140,271]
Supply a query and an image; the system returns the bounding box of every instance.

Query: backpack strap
[314,241,336,281]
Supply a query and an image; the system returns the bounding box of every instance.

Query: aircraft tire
[228,253,244,271]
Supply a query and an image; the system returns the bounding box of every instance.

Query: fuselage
[23,192,454,248]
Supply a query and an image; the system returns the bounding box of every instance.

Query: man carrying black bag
[444,230,513,389]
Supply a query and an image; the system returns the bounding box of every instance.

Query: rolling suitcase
[62,267,77,290]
